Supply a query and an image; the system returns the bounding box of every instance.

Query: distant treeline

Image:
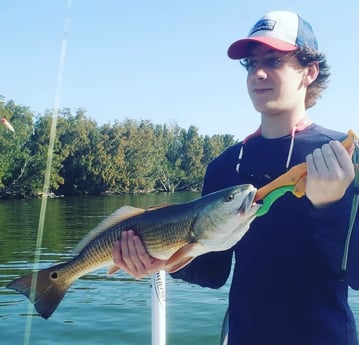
[0,96,237,198]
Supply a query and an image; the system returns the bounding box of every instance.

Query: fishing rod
[23,2,71,345]
[151,270,166,345]
[21,3,168,344]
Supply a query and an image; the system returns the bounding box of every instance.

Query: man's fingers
[329,141,355,178]
[306,140,355,207]
[121,230,144,275]
[112,230,167,279]
[112,239,121,265]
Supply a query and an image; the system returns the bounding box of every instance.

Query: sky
[0,0,358,139]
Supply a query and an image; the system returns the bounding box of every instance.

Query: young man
[113,11,359,345]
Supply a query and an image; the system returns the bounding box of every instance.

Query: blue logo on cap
[250,19,276,35]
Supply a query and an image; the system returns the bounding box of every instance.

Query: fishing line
[341,140,359,273]
[23,2,72,344]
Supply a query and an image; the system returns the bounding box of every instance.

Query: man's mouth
[252,88,272,94]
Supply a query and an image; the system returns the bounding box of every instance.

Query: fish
[6,184,261,319]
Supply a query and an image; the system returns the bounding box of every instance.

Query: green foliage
[0,96,237,197]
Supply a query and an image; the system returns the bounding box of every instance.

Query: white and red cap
[228,11,318,59]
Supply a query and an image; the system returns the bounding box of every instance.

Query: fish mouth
[238,189,259,216]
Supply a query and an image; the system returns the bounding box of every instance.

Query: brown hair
[239,42,331,109]
[294,48,330,109]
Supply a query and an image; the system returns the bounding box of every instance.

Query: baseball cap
[228,11,318,59]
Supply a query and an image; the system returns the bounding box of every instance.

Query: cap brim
[227,37,297,59]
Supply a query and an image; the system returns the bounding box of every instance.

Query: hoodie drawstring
[236,119,312,174]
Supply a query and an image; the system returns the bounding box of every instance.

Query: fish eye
[225,194,235,202]
[50,271,59,280]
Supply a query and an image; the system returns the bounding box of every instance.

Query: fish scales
[106,203,199,257]
[6,184,261,319]
[45,205,198,285]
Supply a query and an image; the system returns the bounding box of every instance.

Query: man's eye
[266,57,283,68]
[240,58,257,71]
[240,56,286,71]
[247,60,257,69]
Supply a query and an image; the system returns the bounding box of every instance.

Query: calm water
[1,194,359,345]
[0,193,231,345]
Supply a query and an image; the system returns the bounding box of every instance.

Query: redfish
[7,184,260,319]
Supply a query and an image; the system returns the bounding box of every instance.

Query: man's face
[243,44,308,116]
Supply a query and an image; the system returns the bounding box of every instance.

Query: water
[0,193,229,345]
[1,194,359,345]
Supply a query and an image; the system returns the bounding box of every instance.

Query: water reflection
[1,193,230,345]
[1,193,359,345]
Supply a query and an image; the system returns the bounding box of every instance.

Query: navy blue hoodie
[172,124,359,345]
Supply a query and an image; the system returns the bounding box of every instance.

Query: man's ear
[303,61,319,87]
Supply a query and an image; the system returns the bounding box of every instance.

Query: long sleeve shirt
[172,124,359,345]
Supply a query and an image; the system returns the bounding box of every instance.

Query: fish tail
[6,263,72,319]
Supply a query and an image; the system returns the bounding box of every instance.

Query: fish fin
[73,206,145,254]
[6,263,72,319]
[147,203,172,211]
[165,243,199,273]
[167,257,194,273]
[107,264,121,275]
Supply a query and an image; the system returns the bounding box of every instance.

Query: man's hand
[112,230,167,279]
[306,140,355,208]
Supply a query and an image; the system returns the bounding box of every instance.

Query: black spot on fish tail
[6,263,71,319]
